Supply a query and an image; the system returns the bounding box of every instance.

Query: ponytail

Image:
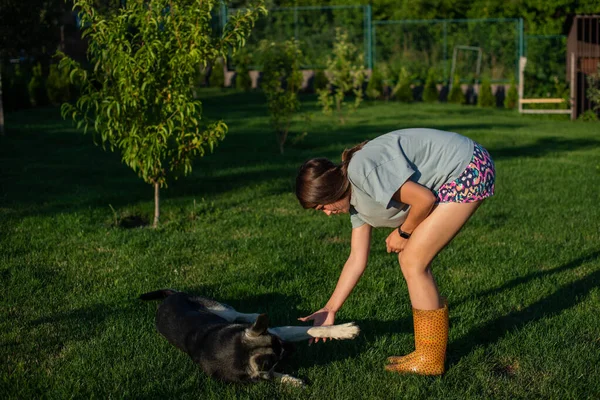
[340,140,368,177]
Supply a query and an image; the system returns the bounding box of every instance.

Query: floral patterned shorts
[436,142,495,203]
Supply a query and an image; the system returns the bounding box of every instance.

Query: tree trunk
[337,97,345,125]
[0,64,4,136]
[153,181,160,228]
[278,126,289,155]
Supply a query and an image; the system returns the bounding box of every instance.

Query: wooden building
[565,15,600,119]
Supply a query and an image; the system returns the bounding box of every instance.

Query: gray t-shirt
[348,128,474,228]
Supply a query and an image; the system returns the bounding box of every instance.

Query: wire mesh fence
[226,5,372,69]
[373,18,523,83]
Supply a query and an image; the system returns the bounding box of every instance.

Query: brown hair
[295,141,368,209]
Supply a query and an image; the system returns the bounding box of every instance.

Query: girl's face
[315,197,350,216]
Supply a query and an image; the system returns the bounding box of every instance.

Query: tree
[317,28,366,124]
[259,39,303,155]
[60,0,266,227]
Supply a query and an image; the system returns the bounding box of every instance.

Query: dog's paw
[308,322,360,340]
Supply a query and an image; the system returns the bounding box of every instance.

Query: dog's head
[242,314,295,381]
[205,313,294,383]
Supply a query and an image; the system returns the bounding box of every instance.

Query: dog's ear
[247,313,269,337]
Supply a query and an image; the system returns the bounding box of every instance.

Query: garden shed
[565,14,600,119]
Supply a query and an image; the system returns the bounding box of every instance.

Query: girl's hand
[385,229,408,253]
[298,307,336,343]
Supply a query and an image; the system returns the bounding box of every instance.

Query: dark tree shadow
[487,137,600,160]
[19,249,600,389]
[2,93,599,221]
[447,250,600,367]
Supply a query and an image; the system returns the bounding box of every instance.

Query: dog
[140,289,360,385]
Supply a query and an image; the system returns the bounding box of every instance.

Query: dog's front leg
[268,322,359,342]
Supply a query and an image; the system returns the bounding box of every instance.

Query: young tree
[60,0,266,227]
[259,39,303,155]
[317,28,366,124]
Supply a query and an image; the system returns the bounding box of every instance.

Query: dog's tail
[139,289,178,301]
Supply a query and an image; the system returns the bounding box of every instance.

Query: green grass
[2,90,600,399]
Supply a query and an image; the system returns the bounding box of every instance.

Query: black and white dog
[140,289,359,385]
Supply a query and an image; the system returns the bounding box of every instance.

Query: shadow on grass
[448,250,600,368]
[488,137,600,160]
[2,94,599,221]
[23,283,409,386]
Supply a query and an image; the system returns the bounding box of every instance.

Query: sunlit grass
[1,91,599,399]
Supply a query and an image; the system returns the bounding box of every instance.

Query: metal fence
[373,18,523,83]
[225,5,372,69]
[222,6,535,86]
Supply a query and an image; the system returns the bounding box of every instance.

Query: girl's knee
[398,252,429,278]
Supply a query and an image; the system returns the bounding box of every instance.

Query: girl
[295,128,495,375]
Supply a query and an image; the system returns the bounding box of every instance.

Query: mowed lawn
[1,90,600,399]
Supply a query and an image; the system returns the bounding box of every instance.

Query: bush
[448,75,465,105]
[313,70,328,92]
[448,75,467,104]
[365,67,383,100]
[209,58,225,88]
[235,50,252,92]
[422,68,438,103]
[477,76,495,107]
[392,67,413,103]
[578,109,599,122]
[366,63,391,100]
[46,63,71,106]
[28,63,48,107]
[504,78,518,109]
[586,62,600,115]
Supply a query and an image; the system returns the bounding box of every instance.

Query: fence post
[443,20,448,83]
[570,52,576,120]
[517,18,524,86]
[365,5,372,70]
[518,56,526,113]
[372,22,376,69]
[294,7,298,40]
[0,63,4,136]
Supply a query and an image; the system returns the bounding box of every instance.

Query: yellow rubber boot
[385,301,448,376]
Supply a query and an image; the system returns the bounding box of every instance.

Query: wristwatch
[397,226,412,239]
